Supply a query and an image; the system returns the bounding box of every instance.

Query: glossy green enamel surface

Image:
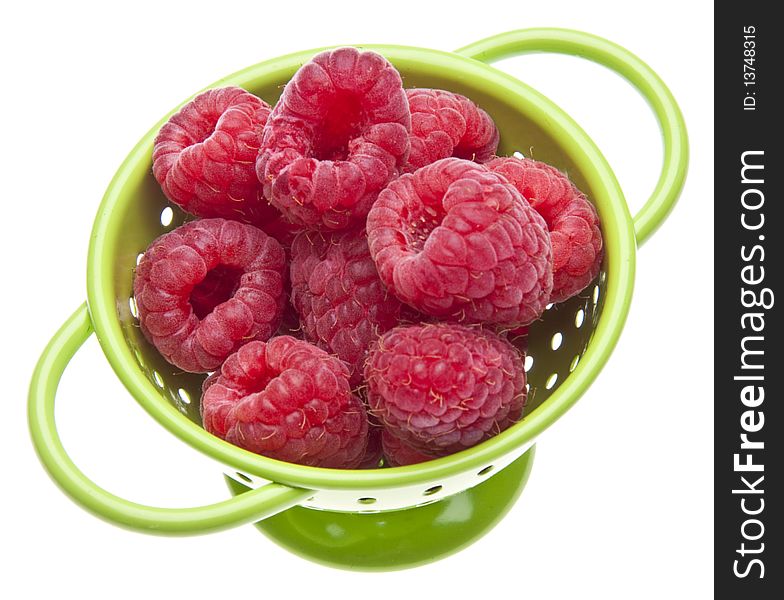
[226,447,535,571]
[28,304,312,534]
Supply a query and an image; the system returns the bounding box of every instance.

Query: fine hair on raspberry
[256,47,411,230]
[365,322,526,456]
[201,337,368,468]
[381,429,433,467]
[152,87,290,234]
[406,88,499,172]
[133,218,286,373]
[366,157,553,326]
[289,227,404,383]
[487,156,603,303]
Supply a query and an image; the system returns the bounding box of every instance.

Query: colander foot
[225,446,535,571]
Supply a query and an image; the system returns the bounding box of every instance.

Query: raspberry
[487,156,603,302]
[200,337,368,468]
[382,430,432,467]
[549,197,604,302]
[256,47,411,230]
[290,228,404,383]
[133,218,286,373]
[152,87,292,236]
[405,89,499,172]
[365,323,526,456]
[366,158,553,326]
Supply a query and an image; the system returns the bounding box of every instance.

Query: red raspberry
[365,323,525,456]
[382,430,432,467]
[487,156,603,303]
[406,89,499,172]
[290,228,404,383]
[366,158,553,326]
[153,87,292,237]
[256,48,411,230]
[200,337,368,468]
[133,218,286,373]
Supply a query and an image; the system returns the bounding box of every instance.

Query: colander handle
[28,304,312,535]
[456,28,688,246]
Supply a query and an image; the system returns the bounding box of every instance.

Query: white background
[1,1,713,597]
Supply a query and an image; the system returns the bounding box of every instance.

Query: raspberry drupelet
[405,88,499,172]
[152,87,294,241]
[487,156,603,303]
[289,227,404,383]
[133,218,286,373]
[257,48,411,230]
[382,429,434,466]
[365,323,526,457]
[201,337,369,468]
[366,158,553,327]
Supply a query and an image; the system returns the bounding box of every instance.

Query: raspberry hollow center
[190,265,244,319]
[244,371,277,396]
[312,92,365,161]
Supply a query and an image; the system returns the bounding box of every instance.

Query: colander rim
[85,43,636,491]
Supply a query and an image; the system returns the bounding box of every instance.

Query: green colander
[28,29,687,571]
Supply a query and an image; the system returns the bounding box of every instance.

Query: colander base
[224,446,535,571]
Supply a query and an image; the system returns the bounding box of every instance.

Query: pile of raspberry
[134,47,603,469]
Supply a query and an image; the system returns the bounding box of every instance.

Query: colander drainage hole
[545,373,558,390]
[570,355,581,372]
[136,253,144,266]
[423,485,443,496]
[160,206,174,227]
[128,297,138,319]
[236,472,253,484]
[592,285,600,304]
[551,332,563,350]
[357,497,377,505]
[513,151,525,159]
[177,388,191,404]
[152,371,164,388]
[477,465,494,476]
[575,308,585,328]
[524,355,534,372]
